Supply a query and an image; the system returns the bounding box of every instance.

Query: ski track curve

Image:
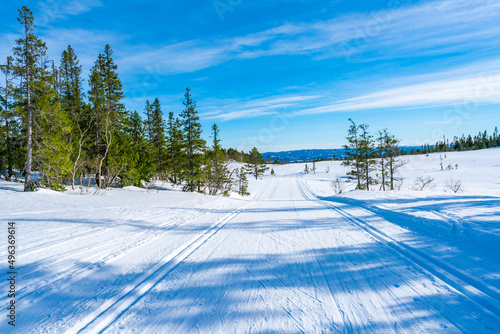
[298,176,500,321]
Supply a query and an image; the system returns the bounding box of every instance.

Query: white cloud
[115,0,500,75]
[199,60,500,121]
[200,95,323,121]
[37,0,102,23]
[297,63,500,115]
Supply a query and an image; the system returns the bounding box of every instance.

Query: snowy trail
[298,178,500,315]
[100,176,499,333]
[1,168,500,333]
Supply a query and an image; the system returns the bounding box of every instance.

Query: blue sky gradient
[1,0,499,151]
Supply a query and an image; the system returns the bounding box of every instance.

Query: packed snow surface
[0,148,499,333]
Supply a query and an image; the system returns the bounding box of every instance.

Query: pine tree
[166,111,183,185]
[12,6,47,191]
[204,123,232,195]
[382,130,406,190]
[31,67,73,190]
[0,56,22,181]
[59,45,91,189]
[376,129,390,191]
[149,98,167,177]
[235,166,250,196]
[87,45,126,190]
[179,88,205,192]
[122,111,155,187]
[342,119,362,189]
[358,123,376,190]
[245,147,268,180]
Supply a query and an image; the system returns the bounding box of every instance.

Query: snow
[0,148,499,333]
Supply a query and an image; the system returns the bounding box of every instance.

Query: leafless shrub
[395,178,404,191]
[412,176,435,191]
[332,177,344,195]
[445,178,462,193]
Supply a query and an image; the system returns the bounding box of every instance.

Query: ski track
[15,198,229,308]
[298,176,500,328]
[64,183,270,334]
[2,164,500,333]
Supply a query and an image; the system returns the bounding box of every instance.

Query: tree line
[0,7,268,195]
[416,128,500,154]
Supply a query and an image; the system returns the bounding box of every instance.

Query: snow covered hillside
[0,148,499,333]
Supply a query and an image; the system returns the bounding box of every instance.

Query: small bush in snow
[447,163,453,170]
[412,176,435,191]
[395,179,404,191]
[445,179,462,193]
[332,177,344,195]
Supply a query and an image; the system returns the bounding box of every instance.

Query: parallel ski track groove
[292,180,349,333]
[66,183,269,334]
[297,176,500,318]
[17,199,228,305]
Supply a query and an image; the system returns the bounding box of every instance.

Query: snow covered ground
[0,148,499,333]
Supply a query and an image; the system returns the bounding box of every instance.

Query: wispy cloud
[117,0,500,75]
[297,62,500,115]
[200,60,500,120]
[37,0,102,22]
[200,95,323,121]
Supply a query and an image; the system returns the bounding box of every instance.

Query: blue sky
[1,0,500,152]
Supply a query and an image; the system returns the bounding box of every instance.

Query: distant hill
[261,147,421,163]
[261,149,346,163]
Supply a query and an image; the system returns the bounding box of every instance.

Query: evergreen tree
[31,67,73,190]
[245,147,268,180]
[149,98,167,176]
[382,130,406,190]
[122,111,155,187]
[87,45,126,190]
[0,56,23,181]
[12,6,47,191]
[358,123,376,191]
[166,111,183,185]
[59,45,91,189]
[235,166,250,196]
[342,119,362,189]
[376,129,390,191]
[179,87,205,192]
[204,123,232,196]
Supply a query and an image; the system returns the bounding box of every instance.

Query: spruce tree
[12,6,46,191]
[204,123,232,195]
[358,123,375,191]
[149,98,167,176]
[342,119,362,189]
[235,166,250,196]
[0,56,22,181]
[245,147,268,180]
[376,129,390,191]
[179,87,205,192]
[31,67,73,190]
[382,130,406,190]
[166,111,183,185]
[123,111,155,187]
[59,45,90,189]
[87,45,126,190]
